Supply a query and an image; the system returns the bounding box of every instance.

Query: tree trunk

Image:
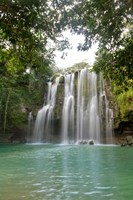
[4,90,10,134]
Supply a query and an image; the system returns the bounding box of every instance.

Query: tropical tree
[57,0,133,49]
[0,0,62,133]
[93,36,133,89]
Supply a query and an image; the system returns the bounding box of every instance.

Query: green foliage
[0,77,37,132]
[0,0,64,77]
[93,37,133,90]
[115,89,133,119]
[0,0,62,133]
[58,0,133,50]
[93,37,133,122]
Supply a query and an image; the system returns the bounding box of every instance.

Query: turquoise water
[0,144,133,200]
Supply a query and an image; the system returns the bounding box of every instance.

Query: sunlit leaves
[116,88,133,119]
[93,37,133,90]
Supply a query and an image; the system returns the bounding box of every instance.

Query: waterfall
[76,69,100,143]
[32,77,60,142]
[88,72,101,142]
[62,73,75,144]
[61,69,113,144]
[76,68,88,141]
[27,111,33,142]
[32,68,113,144]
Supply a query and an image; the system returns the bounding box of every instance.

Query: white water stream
[32,77,60,142]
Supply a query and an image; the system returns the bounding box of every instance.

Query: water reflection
[0,145,133,200]
[58,146,115,199]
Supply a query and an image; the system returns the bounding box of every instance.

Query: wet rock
[78,140,94,145]
[79,140,88,145]
[121,143,127,147]
[88,140,94,145]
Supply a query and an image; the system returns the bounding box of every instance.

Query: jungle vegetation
[0,0,133,133]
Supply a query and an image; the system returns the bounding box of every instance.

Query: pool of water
[0,144,133,200]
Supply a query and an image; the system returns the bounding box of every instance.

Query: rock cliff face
[114,121,133,145]
[115,121,133,135]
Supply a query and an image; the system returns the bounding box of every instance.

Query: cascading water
[27,111,33,142]
[76,68,87,141]
[61,73,75,144]
[32,68,113,144]
[61,69,113,144]
[76,69,101,143]
[88,72,101,142]
[32,77,60,142]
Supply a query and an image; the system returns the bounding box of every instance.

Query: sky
[54,31,98,69]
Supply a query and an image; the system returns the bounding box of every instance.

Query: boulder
[126,136,133,146]
[121,136,133,147]
[88,140,94,145]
